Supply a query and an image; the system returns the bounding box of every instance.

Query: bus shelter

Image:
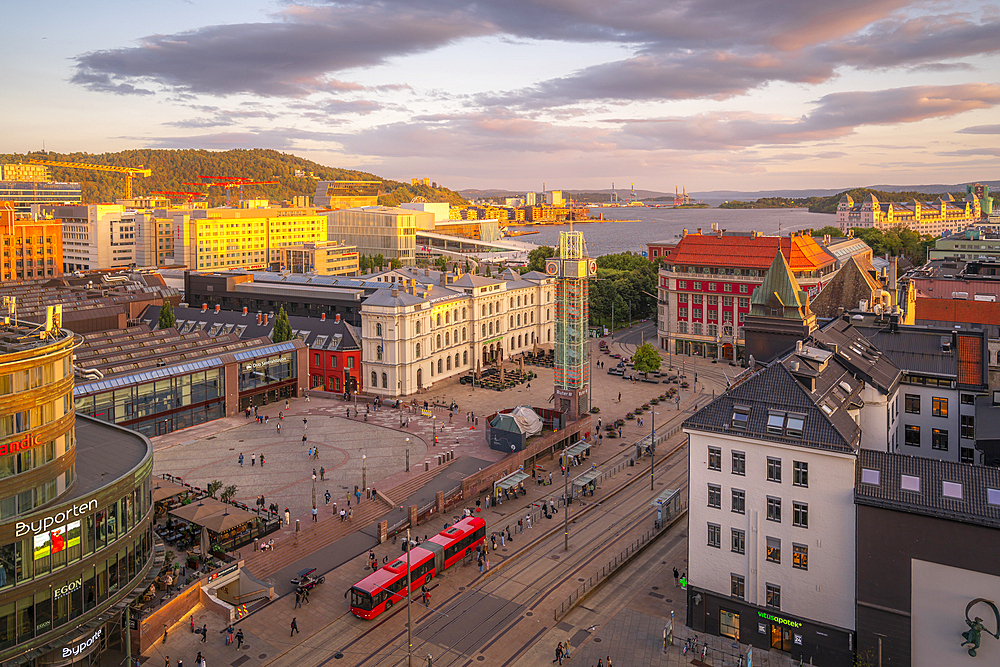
[651,489,682,528]
[560,440,592,468]
[493,468,531,501]
[571,465,601,498]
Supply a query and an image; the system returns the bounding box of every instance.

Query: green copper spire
[750,250,815,324]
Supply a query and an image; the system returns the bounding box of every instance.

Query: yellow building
[837,192,982,236]
[281,241,359,276]
[0,163,50,182]
[171,205,327,271]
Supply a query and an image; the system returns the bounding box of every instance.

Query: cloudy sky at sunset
[3,0,999,191]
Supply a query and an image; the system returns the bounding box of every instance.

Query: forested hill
[807,188,966,214]
[0,149,467,207]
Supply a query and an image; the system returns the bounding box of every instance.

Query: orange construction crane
[184,179,279,205]
[29,159,152,199]
[151,191,206,203]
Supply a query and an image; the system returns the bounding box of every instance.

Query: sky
[2,0,999,192]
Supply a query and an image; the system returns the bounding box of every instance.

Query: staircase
[240,457,460,580]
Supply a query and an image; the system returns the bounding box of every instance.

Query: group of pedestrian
[306,446,320,459]
[242,452,265,467]
[293,586,311,607]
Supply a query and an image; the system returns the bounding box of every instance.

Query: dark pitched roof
[857,323,987,387]
[815,317,901,394]
[811,255,883,319]
[684,358,860,453]
[141,305,360,351]
[856,449,1000,529]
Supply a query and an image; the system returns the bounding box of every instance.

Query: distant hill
[0,149,467,207]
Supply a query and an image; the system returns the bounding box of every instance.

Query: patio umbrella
[152,479,187,502]
[170,498,228,523]
[200,526,211,564]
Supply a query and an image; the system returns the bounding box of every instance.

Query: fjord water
[516,207,832,256]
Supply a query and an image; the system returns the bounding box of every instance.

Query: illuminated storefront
[0,318,157,666]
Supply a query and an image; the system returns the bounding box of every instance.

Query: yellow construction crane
[29,159,152,199]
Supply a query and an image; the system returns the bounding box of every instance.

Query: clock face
[589,259,597,276]
[545,260,559,275]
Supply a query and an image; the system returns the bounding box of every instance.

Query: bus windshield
[351,588,374,610]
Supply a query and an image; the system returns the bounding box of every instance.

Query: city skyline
[2,0,999,192]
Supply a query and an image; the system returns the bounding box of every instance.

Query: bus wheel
[385,599,393,610]
[427,572,433,581]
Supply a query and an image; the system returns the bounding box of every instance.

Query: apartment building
[326,206,434,266]
[837,192,981,236]
[280,240,359,276]
[47,204,136,272]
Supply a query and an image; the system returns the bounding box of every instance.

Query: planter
[626,413,635,419]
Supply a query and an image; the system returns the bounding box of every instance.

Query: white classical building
[360,267,555,396]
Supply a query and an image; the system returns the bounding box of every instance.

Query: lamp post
[650,410,658,491]
[406,527,413,667]
[563,444,570,551]
[362,455,367,491]
[405,438,410,472]
[312,472,317,512]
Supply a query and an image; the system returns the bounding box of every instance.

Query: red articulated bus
[349,516,486,619]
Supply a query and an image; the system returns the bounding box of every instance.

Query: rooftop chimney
[391,288,399,297]
[439,272,447,286]
[334,313,341,323]
[263,314,268,326]
[321,312,326,321]
[242,307,248,316]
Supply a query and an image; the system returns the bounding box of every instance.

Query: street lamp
[362,454,367,491]
[650,410,658,491]
[405,437,410,472]
[563,443,570,551]
[312,472,317,512]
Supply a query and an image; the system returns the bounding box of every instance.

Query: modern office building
[72,324,308,436]
[0,203,62,281]
[279,241,359,276]
[928,228,1000,262]
[325,207,434,266]
[169,205,327,271]
[399,202,450,222]
[312,182,378,210]
[0,173,81,215]
[140,303,363,395]
[836,191,981,235]
[41,204,137,273]
[0,314,158,666]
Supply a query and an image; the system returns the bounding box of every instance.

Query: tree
[207,480,223,499]
[220,485,238,503]
[272,306,293,343]
[435,254,447,269]
[158,300,176,330]
[810,226,844,238]
[632,342,662,374]
[526,246,556,272]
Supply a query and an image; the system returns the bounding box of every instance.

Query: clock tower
[548,230,595,418]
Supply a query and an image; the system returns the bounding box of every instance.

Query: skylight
[861,469,880,485]
[900,475,920,492]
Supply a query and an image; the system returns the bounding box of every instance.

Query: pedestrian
[303,436,308,447]
[251,453,256,466]
[268,538,274,550]
[201,624,207,642]
[261,454,266,467]
[606,657,612,667]
[284,508,290,525]
[348,507,353,521]
[500,531,505,547]
[506,526,512,542]
[339,509,346,522]
[311,507,317,522]
[673,567,679,587]
[277,423,281,434]
[290,617,299,636]
[265,415,269,425]
[303,418,308,430]
[554,642,564,664]
[239,452,244,466]
[618,392,621,402]
[325,490,331,504]
[166,658,170,667]
[303,587,310,604]
[236,629,244,649]
[286,399,289,410]
[597,659,603,667]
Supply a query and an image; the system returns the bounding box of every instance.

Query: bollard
[425,460,430,472]
[295,519,300,533]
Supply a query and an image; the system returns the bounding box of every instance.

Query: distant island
[719,196,822,209]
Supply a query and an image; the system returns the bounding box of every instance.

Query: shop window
[720,609,740,637]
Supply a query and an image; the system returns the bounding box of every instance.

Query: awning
[152,478,188,502]
[572,467,601,488]
[199,506,257,534]
[170,498,229,523]
[564,440,591,457]
[494,470,530,491]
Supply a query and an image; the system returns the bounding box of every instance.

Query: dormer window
[731,406,750,430]
[767,411,785,435]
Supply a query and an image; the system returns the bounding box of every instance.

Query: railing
[553,503,688,622]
